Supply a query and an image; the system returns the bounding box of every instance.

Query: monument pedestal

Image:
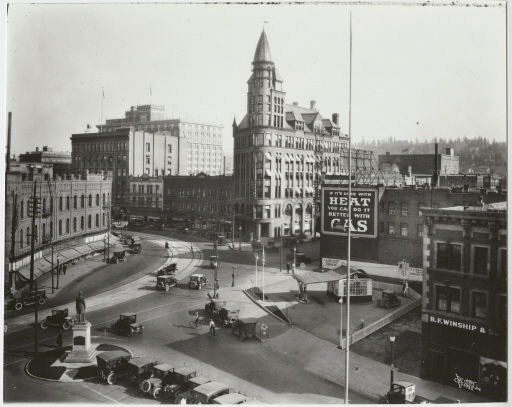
[63,320,97,363]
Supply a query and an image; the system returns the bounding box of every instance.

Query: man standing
[209,319,216,337]
[63,264,67,275]
[403,280,409,297]
[286,263,290,273]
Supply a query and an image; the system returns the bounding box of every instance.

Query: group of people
[193,312,216,336]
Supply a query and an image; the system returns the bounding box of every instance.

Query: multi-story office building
[5,165,113,290]
[232,30,372,240]
[19,146,72,177]
[420,202,507,401]
[129,175,164,220]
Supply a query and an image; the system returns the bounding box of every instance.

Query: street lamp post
[254,253,258,288]
[56,254,60,289]
[390,334,396,391]
[293,247,296,274]
[239,227,242,251]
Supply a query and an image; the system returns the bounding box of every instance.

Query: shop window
[437,243,462,271]
[417,224,424,237]
[472,291,487,318]
[388,201,396,215]
[388,223,395,235]
[400,223,408,237]
[436,286,460,313]
[473,246,489,275]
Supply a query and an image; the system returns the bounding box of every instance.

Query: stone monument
[63,292,97,363]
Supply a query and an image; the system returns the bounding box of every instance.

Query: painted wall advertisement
[321,187,378,238]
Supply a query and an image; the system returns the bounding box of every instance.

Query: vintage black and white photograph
[3,1,508,404]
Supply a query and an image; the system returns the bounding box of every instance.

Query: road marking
[82,384,121,404]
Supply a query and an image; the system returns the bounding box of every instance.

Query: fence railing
[340,283,422,349]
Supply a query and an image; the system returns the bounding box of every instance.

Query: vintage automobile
[8,288,47,311]
[377,290,402,310]
[158,263,178,276]
[126,357,160,385]
[97,351,133,384]
[189,274,209,289]
[108,251,127,264]
[162,367,200,401]
[139,363,175,399]
[266,240,279,253]
[156,275,180,291]
[286,251,312,265]
[167,373,211,402]
[215,308,240,328]
[130,244,143,254]
[210,256,220,269]
[111,313,144,336]
[204,299,226,315]
[251,240,263,251]
[212,393,250,404]
[231,318,258,342]
[41,308,76,330]
[177,381,230,405]
[283,237,303,248]
[379,381,433,404]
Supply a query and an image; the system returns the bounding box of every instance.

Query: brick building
[163,174,234,233]
[129,174,164,221]
[19,146,72,177]
[5,166,113,288]
[233,29,372,240]
[321,186,507,270]
[420,202,507,401]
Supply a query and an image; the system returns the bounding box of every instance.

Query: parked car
[139,363,175,399]
[266,240,279,253]
[108,251,127,264]
[205,299,226,315]
[212,393,250,404]
[210,256,220,269]
[126,357,160,385]
[158,263,178,276]
[156,275,180,291]
[377,290,402,309]
[41,308,75,330]
[97,351,133,385]
[189,274,209,289]
[8,288,47,311]
[251,240,263,251]
[177,381,231,404]
[111,313,144,336]
[379,381,433,404]
[131,244,143,254]
[162,367,199,401]
[286,251,312,265]
[231,318,258,342]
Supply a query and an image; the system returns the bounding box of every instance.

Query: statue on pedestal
[76,291,86,323]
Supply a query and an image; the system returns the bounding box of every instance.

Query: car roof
[175,367,196,376]
[53,308,67,312]
[128,357,156,366]
[121,312,136,317]
[97,351,131,361]
[193,381,230,396]
[191,274,203,277]
[190,376,211,385]
[154,363,174,372]
[393,381,414,388]
[383,289,395,294]
[213,393,249,404]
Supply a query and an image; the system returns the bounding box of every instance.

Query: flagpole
[344,11,353,405]
[262,247,265,304]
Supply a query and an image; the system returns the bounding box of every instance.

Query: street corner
[25,343,132,382]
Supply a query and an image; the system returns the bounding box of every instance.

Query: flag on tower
[102,88,105,99]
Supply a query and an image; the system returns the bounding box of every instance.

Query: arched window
[43,198,47,213]
[80,195,85,208]
[20,229,24,249]
[59,196,63,211]
[87,215,91,228]
[102,193,105,205]
[80,216,84,230]
[96,194,100,206]
[73,196,77,209]
[88,194,92,207]
[73,217,77,232]
[20,200,24,218]
[95,214,99,227]
[59,220,62,236]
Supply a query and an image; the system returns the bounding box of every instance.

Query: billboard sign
[321,187,378,238]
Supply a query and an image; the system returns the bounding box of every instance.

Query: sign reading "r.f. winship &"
[321,187,378,238]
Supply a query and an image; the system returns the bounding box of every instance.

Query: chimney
[293,102,298,106]
[36,147,39,152]
[43,146,48,152]
[433,143,439,187]
[310,100,316,110]
[332,113,340,125]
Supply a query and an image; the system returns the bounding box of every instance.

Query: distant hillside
[354,137,507,177]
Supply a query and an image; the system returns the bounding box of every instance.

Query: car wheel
[153,386,163,399]
[379,398,389,404]
[163,385,173,398]
[176,395,187,404]
[127,329,133,337]
[62,321,71,330]
[189,281,197,289]
[246,330,255,339]
[239,332,246,342]
[174,391,184,403]
[38,297,46,305]
[128,373,137,382]
[107,372,118,385]
[229,317,237,325]
[165,284,170,291]
[14,302,22,311]
[141,380,151,393]
[41,321,49,329]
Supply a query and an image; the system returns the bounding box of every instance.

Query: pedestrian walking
[286,262,290,273]
[63,264,67,275]
[403,280,409,297]
[57,330,63,348]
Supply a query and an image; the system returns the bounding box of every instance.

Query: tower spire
[253,29,272,63]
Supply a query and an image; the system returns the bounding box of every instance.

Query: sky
[4,1,507,159]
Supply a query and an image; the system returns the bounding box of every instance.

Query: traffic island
[244,287,291,325]
[26,343,132,382]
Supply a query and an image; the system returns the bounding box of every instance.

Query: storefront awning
[74,244,94,254]
[294,187,301,194]
[34,259,52,274]
[59,248,82,261]
[284,154,290,162]
[265,152,272,161]
[265,169,272,177]
[294,267,358,285]
[88,241,106,250]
